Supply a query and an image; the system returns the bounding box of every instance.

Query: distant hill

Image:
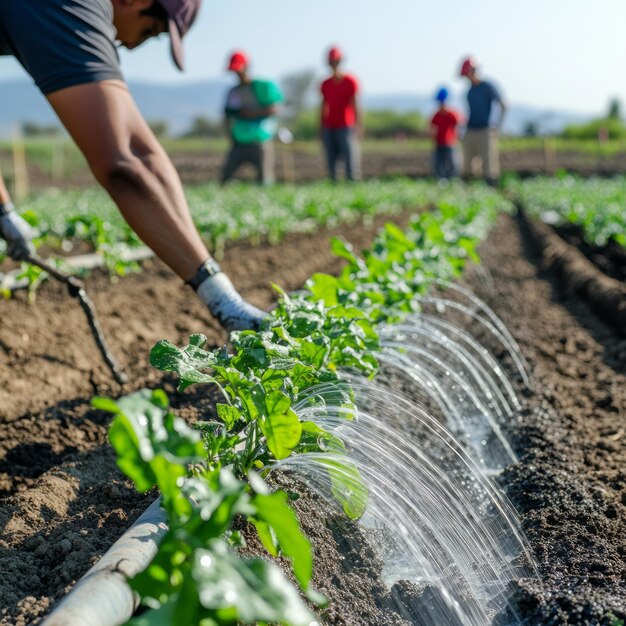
[0,78,591,138]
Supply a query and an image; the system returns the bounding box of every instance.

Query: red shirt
[431,109,461,146]
[321,74,358,128]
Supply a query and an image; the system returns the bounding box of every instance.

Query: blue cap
[435,87,449,102]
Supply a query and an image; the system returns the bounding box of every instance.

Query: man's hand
[192,263,268,332]
[0,205,35,261]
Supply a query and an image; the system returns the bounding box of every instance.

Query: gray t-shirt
[0,0,123,95]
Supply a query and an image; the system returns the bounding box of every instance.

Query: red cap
[228,50,249,73]
[157,0,202,72]
[460,56,478,77]
[328,46,342,63]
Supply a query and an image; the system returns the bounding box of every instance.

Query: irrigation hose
[24,254,128,385]
[40,498,166,626]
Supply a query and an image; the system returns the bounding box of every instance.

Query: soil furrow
[518,211,626,335]
[470,213,626,625]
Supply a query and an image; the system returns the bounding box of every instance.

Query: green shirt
[224,79,283,144]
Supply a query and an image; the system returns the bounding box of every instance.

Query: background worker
[0,0,265,332]
[429,87,462,180]
[221,50,283,185]
[459,57,506,186]
[320,46,362,181]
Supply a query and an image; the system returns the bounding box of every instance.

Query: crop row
[507,175,626,249]
[96,198,505,625]
[1,180,511,285]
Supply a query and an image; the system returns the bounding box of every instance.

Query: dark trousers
[433,145,457,179]
[322,127,361,181]
[221,141,275,185]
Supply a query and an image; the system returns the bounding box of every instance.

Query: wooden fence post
[12,124,30,201]
[544,137,557,175]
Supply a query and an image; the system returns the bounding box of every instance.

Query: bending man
[0,0,265,331]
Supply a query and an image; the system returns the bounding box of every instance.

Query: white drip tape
[41,498,165,626]
[40,442,249,625]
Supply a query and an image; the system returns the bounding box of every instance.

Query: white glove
[197,272,267,331]
[0,205,35,260]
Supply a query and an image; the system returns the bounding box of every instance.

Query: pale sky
[1,0,625,115]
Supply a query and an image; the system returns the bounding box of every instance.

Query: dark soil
[1,207,625,625]
[553,222,626,283]
[468,213,626,625]
[519,212,626,335]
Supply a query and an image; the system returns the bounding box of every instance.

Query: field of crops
[0,180,509,293]
[508,175,626,247]
[0,177,624,626]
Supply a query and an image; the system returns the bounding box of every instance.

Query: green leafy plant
[3,180,512,294]
[101,195,503,625]
[96,390,323,626]
[509,175,626,248]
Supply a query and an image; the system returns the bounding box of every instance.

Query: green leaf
[307,273,339,306]
[298,421,347,454]
[384,221,415,249]
[317,456,368,520]
[252,519,278,557]
[252,490,313,590]
[260,390,302,460]
[458,237,480,264]
[128,527,191,607]
[92,396,123,414]
[330,237,359,264]
[192,539,320,625]
[97,390,203,507]
[216,403,240,429]
[298,340,329,370]
[150,339,215,390]
[183,472,252,539]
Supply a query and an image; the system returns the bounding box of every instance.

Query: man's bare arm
[47,80,208,281]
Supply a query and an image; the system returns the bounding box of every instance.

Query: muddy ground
[0,208,625,625]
